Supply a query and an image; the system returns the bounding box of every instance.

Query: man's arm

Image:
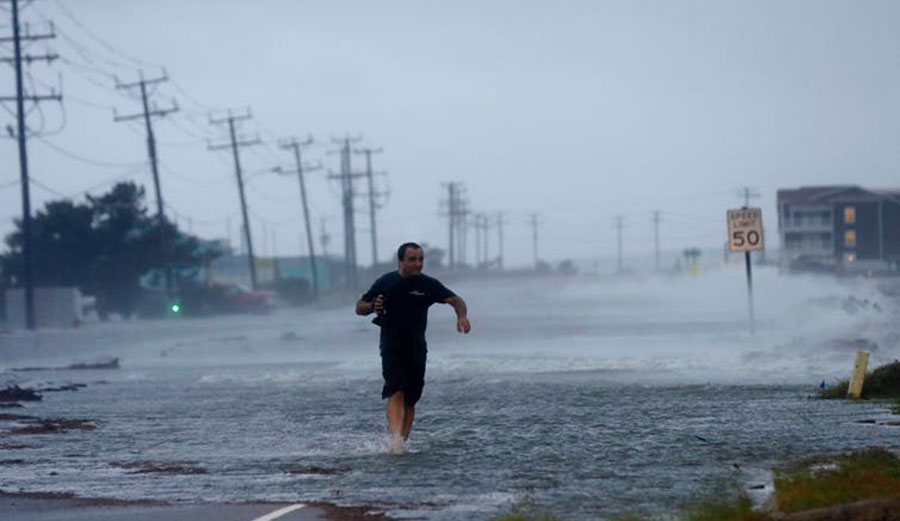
[444,295,471,334]
[356,295,384,316]
[356,299,374,316]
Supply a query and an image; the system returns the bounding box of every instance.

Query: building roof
[778,185,900,205]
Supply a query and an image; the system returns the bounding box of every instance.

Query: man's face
[398,247,424,277]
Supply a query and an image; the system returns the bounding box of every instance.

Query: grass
[493,481,765,521]
[681,483,766,521]
[820,360,900,400]
[490,494,566,521]
[773,447,900,513]
[492,448,900,521]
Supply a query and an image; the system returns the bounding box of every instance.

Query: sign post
[727,207,764,335]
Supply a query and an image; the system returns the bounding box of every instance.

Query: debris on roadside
[0,385,41,402]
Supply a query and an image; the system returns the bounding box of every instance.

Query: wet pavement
[0,494,382,521]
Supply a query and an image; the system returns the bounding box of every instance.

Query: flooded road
[2,266,898,520]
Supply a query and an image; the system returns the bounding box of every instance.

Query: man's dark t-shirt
[360,272,455,342]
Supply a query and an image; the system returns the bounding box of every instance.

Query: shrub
[774,447,900,512]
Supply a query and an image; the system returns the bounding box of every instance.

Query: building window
[844,230,856,247]
[844,206,856,224]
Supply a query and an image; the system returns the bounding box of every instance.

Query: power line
[31,71,111,111]
[169,80,211,113]
[246,180,298,203]
[28,175,65,197]
[49,0,162,71]
[158,163,228,186]
[247,206,296,227]
[34,135,144,168]
[163,201,239,226]
[65,164,146,198]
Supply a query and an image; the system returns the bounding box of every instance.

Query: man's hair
[398,242,423,261]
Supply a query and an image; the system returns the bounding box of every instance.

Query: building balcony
[780,219,833,232]
[781,244,833,258]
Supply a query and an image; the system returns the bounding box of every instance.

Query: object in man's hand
[372,295,387,326]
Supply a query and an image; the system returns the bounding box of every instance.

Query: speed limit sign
[727,208,764,252]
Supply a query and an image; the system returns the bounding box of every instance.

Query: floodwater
[2,266,899,520]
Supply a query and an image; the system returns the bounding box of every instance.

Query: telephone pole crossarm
[0,93,61,102]
[0,53,58,64]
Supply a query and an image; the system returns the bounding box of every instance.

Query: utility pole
[456,189,470,267]
[225,217,232,250]
[441,181,465,269]
[114,71,178,295]
[480,213,490,267]
[354,147,385,268]
[738,186,761,208]
[448,183,457,268]
[113,72,178,223]
[473,214,480,267]
[736,188,761,333]
[495,212,507,270]
[1,4,61,330]
[614,215,625,274]
[279,136,321,302]
[458,206,469,267]
[328,136,363,292]
[319,217,331,258]
[527,213,542,269]
[652,211,661,271]
[208,109,261,289]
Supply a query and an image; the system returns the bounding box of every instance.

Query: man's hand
[457,316,471,334]
[374,295,385,315]
[445,296,471,334]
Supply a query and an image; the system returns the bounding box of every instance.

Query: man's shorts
[379,334,427,407]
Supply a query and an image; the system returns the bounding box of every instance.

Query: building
[5,287,87,329]
[777,185,900,272]
[207,254,342,293]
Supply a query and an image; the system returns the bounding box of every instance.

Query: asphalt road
[1,497,330,521]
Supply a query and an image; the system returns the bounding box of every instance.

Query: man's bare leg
[401,405,415,440]
[386,392,406,453]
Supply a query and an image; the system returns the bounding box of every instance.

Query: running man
[356,242,471,453]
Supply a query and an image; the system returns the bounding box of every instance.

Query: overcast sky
[1,0,899,268]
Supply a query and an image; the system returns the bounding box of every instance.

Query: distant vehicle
[138,282,272,318]
[215,283,272,314]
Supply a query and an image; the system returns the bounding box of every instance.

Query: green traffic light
[171,303,181,314]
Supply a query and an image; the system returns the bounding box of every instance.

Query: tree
[1,200,96,288]
[1,182,217,319]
